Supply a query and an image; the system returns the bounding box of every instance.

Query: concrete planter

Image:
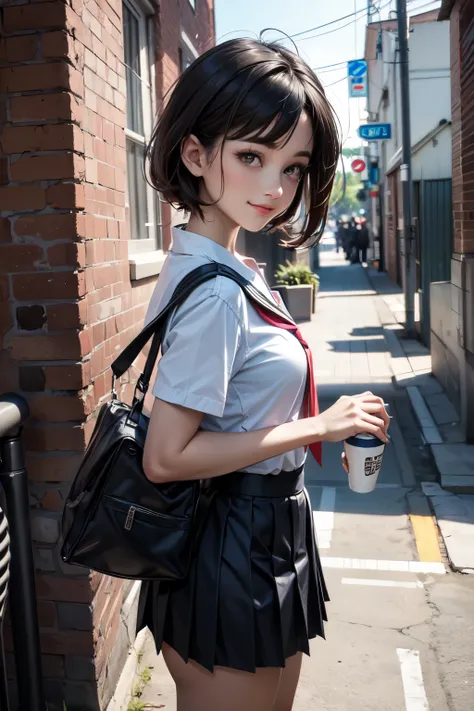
[276,284,314,321]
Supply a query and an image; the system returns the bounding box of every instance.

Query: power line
[323,76,349,87]
[295,0,393,43]
[289,7,369,39]
[312,60,347,71]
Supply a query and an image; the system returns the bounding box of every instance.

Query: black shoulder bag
[60,262,293,581]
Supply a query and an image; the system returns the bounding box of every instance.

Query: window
[123,1,161,256]
[180,30,199,73]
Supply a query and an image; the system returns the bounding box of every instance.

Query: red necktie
[254,304,322,467]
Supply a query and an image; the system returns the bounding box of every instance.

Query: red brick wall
[0,0,214,707]
[450,0,474,256]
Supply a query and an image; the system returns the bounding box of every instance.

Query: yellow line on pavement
[409,514,443,563]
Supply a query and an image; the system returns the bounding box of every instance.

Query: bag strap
[111,262,294,395]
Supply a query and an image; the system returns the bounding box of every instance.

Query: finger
[356,421,389,442]
[358,402,390,415]
[341,452,349,474]
[358,402,391,429]
[357,412,389,439]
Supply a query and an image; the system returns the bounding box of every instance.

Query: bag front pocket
[69,494,193,581]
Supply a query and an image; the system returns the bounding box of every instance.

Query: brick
[35,548,56,572]
[42,654,65,679]
[0,186,46,212]
[26,452,83,482]
[46,302,86,330]
[29,394,86,422]
[65,655,96,682]
[12,271,84,301]
[1,124,79,154]
[0,274,9,301]
[24,423,85,451]
[9,332,82,360]
[0,244,45,273]
[36,575,93,603]
[0,306,13,339]
[1,63,69,94]
[58,603,93,631]
[2,35,38,63]
[31,514,60,544]
[16,305,46,331]
[47,182,85,209]
[44,363,90,390]
[41,30,70,59]
[10,153,80,182]
[63,680,98,709]
[3,2,66,32]
[0,218,11,243]
[10,93,72,123]
[47,242,85,268]
[14,213,79,241]
[19,365,46,392]
[38,601,58,628]
[40,489,64,512]
[40,631,94,656]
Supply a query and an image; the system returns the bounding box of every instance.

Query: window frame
[123,0,163,262]
[180,29,199,73]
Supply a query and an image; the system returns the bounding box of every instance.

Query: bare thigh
[273,653,303,711]
[163,642,282,711]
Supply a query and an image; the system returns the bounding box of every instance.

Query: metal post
[396,0,416,336]
[0,394,46,711]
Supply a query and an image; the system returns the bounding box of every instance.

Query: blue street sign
[348,60,367,77]
[358,123,392,140]
[347,60,367,98]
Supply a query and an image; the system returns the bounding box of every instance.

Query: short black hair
[147,38,341,247]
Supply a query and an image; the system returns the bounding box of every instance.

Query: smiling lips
[248,202,275,216]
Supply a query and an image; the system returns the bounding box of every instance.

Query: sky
[214,0,442,151]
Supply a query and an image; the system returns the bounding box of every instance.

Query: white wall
[412,125,452,180]
[367,20,451,180]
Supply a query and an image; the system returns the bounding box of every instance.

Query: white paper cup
[344,433,386,494]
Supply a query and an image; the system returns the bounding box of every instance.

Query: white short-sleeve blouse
[144,227,307,475]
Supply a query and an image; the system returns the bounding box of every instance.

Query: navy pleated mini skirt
[136,467,329,673]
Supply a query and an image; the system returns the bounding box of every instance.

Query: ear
[181,134,207,177]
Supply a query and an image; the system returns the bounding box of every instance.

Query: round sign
[351,158,366,173]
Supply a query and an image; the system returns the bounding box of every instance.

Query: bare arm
[143,392,390,483]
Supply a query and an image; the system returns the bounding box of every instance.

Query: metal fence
[0,394,45,711]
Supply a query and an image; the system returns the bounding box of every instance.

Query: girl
[137,38,389,711]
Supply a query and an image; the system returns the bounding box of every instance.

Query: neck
[186,206,240,254]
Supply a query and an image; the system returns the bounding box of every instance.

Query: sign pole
[396,0,416,336]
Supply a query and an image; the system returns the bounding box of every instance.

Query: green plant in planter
[275,261,319,290]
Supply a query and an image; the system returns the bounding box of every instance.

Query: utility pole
[396,0,416,336]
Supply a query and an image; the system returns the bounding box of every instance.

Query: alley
[117,234,474,711]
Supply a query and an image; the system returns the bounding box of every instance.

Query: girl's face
[184,112,314,233]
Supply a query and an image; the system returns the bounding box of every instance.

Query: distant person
[349,217,359,264]
[357,220,370,266]
[342,222,351,259]
[335,220,345,253]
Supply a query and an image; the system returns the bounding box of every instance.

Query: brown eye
[237,151,261,166]
[285,164,305,179]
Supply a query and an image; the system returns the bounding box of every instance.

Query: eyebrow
[294,151,311,159]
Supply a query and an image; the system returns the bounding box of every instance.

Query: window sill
[129,250,167,281]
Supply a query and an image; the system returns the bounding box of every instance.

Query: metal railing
[0,394,45,711]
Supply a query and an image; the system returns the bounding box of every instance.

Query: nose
[264,177,283,201]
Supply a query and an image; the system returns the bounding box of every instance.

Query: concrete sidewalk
[360,253,474,574]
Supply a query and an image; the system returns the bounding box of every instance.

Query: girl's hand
[315,391,390,444]
[341,452,349,473]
